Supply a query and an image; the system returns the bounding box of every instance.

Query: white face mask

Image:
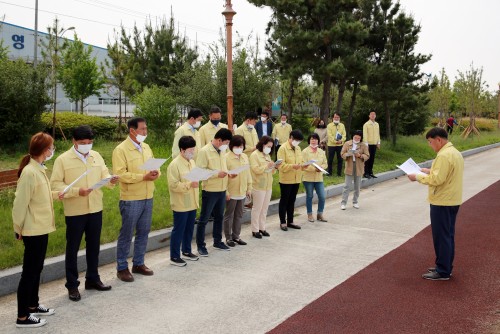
[232,147,243,155]
[194,121,201,129]
[263,146,272,155]
[136,134,147,143]
[310,144,318,149]
[292,140,301,147]
[247,124,254,130]
[261,117,267,122]
[353,140,360,144]
[76,143,92,155]
[45,148,55,161]
[333,120,339,125]
[183,150,194,160]
[281,121,286,125]
[219,144,228,152]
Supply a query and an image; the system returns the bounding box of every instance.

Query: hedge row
[41,112,117,139]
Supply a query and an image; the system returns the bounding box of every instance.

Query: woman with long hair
[12,132,60,328]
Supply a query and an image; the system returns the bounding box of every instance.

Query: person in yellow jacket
[195,128,233,256]
[198,106,228,147]
[235,111,259,154]
[167,136,200,267]
[50,125,118,301]
[12,132,60,328]
[271,114,292,159]
[277,129,305,231]
[340,130,370,210]
[250,136,280,239]
[362,111,381,178]
[302,133,328,222]
[112,117,160,282]
[408,127,464,281]
[326,113,346,176]
[223,135,252,246]
[172,108,203,159]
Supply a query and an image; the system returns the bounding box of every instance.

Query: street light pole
[497,83,500,129]
[34,0,38,66]
[222,0,236,131]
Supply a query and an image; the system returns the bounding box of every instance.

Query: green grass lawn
[1,130,499,269]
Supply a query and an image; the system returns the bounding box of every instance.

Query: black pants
[364,144,377,176]
[65,211,103,289]
[275,145,281,160]
[327,146,343,176]
[279,183,300,225]
[430,205,460,277]
[17,234,48,318]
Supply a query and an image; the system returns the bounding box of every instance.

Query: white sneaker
[29,305,55,316]
[353,203,359,209]
[340,204,346,210]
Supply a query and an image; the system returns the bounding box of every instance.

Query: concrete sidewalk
[0,147,499,333]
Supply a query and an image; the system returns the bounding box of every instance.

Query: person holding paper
[223,135,252,246]
[196,128,233,256]
[112,117,159,282]
[340,130,369,210]
[302,133,328,222]
[277,130,305,231]
[199,106,228,147]
[235,111,259,154]
[12,132,59,328]
[271,114,292,159]
[250,136,278,239]
[362,111,381,179]
[407,127,464,281]
[167,136,200,267]
[172,108,203,159]
[326,113,346,177]
[50,125,118,301]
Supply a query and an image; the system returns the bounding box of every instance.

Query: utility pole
[222,0,236,131]
[33,0,38,66]
[497,83,500,129]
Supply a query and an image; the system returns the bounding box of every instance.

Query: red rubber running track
[269,180,500,334]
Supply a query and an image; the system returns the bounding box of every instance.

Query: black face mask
[317,124,326,129]
[211,119,220,126]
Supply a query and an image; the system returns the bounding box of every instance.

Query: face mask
[194,121,201,128]
[261,117,267,122]
[263,147,272,155]
[183,151,194,160]
[219,144,229,152]
[333,120,339,125]
[310,144,318,149]
[232,147,243,155]
[353,140,360,144]
[76,143,92,155]
[136,134,147,143]
[292,140,301,147]
[281,121,286,125]
[211,119,220,126]
[45,148,55,161]
[247,124,254,130]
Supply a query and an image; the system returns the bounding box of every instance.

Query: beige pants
[251,189,272,232]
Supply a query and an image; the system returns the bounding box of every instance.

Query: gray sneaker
[422,271,450,281]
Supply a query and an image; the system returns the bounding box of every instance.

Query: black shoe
[68,288,81,302]
[280,224,288,231]
[259,230,270,237]
[427,267,452,276]
[252,232,262,239]
[85,280,112,291]
[422,271,450,281]
[226,240,236,247]
[170,258,187,267]
[182,252,199,261]
[363,174,371,179]
[370,174,377,178]
[16,315,47,328]
[287,223,301,229]
[28,304,55,316]
[214,243,230,251]
[234,239,247,245]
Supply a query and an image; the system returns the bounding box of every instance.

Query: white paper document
[63,170,91,194]
[397,158,426,176]
[303,159,317,166]
[228,165,250,175]
[183,167,219,182]
[312,163,329,174]
[90,177,113,190]
[139,158,167,171]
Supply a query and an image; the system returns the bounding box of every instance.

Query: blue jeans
[303,181,326,214]
[196,191,226,248]
[116,199,153,271]
[170,210,196,259]
[430,204,460,277]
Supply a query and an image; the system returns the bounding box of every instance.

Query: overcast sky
[2,0,499,91]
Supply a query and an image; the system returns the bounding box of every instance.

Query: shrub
[41,112,117,139]
[430,117,496,132]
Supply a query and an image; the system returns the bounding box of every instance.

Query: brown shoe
[307,214,314,222]
[68,288,81,302]
[117,268,134,282]
[317,214,328,222]
[131,264,154,276]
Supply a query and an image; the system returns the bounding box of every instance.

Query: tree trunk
[336,78,346,115]
[384,98,391,139]
[118,89,123,136]
[80,99,84,114]
[320,74,332,122]
[286,79,295,119]
[346,81,359,139]
[392,101,400,146]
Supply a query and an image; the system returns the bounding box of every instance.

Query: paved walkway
[0,147,499,333]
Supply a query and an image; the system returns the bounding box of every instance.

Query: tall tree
[58,33,105,113]
[428,68,452,126]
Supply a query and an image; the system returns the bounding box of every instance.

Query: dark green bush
[41,112,117,139]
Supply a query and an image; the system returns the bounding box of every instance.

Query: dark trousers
[430,204,460,277]
[196,190,226,248]
[275,145,281,160]
[364,144,377,175]
[17,234,48,318]
[327,146,343,176]
[278,183,300,225]
[171,210,196,259]
[65,211,103,289]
